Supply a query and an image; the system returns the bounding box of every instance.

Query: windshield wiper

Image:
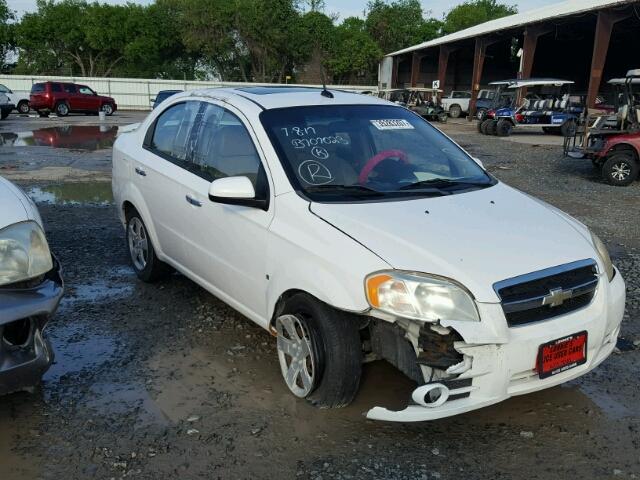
[305,185,387,196]
[399,178,491,190]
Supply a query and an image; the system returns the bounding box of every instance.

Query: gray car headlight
[0,221,53,286]
[590,231,614,282]
[366,271,480,322]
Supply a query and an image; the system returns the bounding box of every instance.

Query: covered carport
[379,0,640,115]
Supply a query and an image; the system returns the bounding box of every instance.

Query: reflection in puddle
[0,125,118,150]
[27,182,113,205]
[63,266,134,304]
[44,323,118,383]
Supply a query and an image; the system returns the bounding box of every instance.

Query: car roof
[181,86,391,110]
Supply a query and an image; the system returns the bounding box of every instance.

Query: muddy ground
[0,112,638,480]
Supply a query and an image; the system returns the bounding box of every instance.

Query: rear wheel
[496,119,513,137]
[101,103,114,116]
[602,153,638,186]
[486,120,498,136]
[480,119,492,135]
[55,102,69,117]
[476,108,487,121]
[126,211,172,282]
[276,293,362,408]
[17,100,30,114]
[448,104,462,118]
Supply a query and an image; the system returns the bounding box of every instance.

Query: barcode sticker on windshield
[370,119,414,130]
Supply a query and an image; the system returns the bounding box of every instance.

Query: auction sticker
[370,119,414,130]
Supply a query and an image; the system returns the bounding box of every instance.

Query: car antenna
[320,67,333,98]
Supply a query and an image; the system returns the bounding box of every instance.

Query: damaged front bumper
[367,268,626,422]
[0,257,63,395]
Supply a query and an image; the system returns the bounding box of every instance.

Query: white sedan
[0,176,63,394]
[112,87,625,422]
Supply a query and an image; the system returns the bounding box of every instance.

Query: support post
[587,10,630,109]
[469,37,500,119]
[410,52,423,87]
[517,25,552,104]
[437,45,452,92]
[391,56,399,89]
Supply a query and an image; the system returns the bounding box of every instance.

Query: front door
[176,101,274,323]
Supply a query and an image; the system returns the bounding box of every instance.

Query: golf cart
[475,80,517,121]
[564,69,640,186]
[378,88,448,123]
[479,79,582,137]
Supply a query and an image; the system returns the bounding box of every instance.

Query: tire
[126,211,172,282]
[601,153,638,186]
[276,293,362,408]
[0,109,9,120]
[101,103,114,116]
[448,104,462,118]
[17,100,30,114]
[486,120,498,136]
[496,119,513,137]
[560,120,577,137]
[480,119,492,135]
[476,108,487,121]
[55,102,69,117]
[438,113,447,123]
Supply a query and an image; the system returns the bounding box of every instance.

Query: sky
[8,0,567,20]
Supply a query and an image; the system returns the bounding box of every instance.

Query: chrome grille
[494,259,598,327]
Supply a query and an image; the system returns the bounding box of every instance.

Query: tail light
[487,110,495,118]
[515,113,524,122]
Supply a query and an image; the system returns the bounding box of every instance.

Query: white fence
[0,74,376,111]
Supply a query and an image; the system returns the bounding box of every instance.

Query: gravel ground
[0,113,638,480]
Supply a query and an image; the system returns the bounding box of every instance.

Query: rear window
[31,83,45,93]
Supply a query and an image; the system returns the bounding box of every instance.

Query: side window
[79,87,93,95]
[148,101,200,163]
[191,103,266,195]
[63,84,76,94]
[51,83,62,93]
[0,84,8,93]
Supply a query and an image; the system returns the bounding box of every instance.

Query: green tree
[327,17,382,84]
[0,0,14,72]
[442,0,517,34]
[365,0,442,54]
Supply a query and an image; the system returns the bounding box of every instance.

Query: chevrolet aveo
[112,87,625,422]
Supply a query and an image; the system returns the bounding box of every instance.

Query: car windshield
[260,104,494,202]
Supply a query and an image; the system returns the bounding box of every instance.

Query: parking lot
[0,111,638,480]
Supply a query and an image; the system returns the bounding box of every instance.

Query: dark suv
[30,82,117,117]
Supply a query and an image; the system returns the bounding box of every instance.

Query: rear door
[62,83,79,110]
[134,100,201,268]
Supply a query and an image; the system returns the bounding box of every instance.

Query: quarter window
[51,83,62,93]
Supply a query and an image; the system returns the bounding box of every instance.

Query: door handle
[135,167,146,176]
[185,195,202,207]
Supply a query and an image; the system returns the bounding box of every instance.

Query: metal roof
[504,79,574,88]
[388,0,637,57]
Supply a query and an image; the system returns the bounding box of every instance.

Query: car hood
[310,183,597,302]
[0,176,31,229]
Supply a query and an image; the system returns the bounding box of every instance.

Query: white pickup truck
[440,90,472,118]
[0,84,31,114]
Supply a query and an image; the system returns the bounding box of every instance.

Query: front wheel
[602,153,638,186]
[55,102,69,117]
[101,103,114,116]
[276,293,362,408]
[438,112,448,123]
[448,104,462,118]
[496,119,513,137]
[126,212,172,282]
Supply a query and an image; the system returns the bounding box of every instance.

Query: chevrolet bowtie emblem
[542,287,574,307]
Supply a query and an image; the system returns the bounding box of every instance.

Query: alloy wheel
[611,161,631,181]
[276,314,316,398]
[127,217,149,271]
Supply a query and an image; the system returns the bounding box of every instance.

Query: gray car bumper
[0,257,64,395]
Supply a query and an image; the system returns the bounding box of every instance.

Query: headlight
[0,221,52,286]
[590,231,614,282]
[366,271,479,322]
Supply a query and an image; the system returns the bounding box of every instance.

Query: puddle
[27,182,113,205]
[0,125,118,150]
[62,266,134,304]
[43,323,118,383]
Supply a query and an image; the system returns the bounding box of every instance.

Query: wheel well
[270,289,306,332]
[17,99,28,106]
[449,103,461,109]
[608,144,639,161]
[123,201,137,221]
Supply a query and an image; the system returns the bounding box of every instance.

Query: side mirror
[208,176,268,210]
